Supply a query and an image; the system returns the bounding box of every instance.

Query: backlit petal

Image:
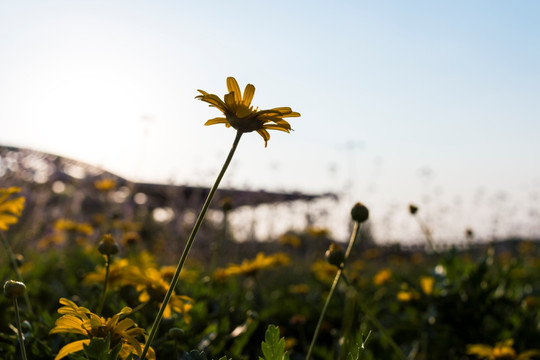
[263,124,291,133]
[256,129,270,147]
[243,84,255,106]
[54,339,90,360]
[204,118,228,126]
[226,77,242,103]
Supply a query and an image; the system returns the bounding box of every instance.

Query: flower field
[2,77,540,359]
[2,180,540,360]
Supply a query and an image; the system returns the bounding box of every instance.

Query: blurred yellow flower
[196,77,300,147]
[0,186,25,231]
[94,178,117,191]
[126,267,193,321]
[50,298,155,360]
[420,276,435,295]
[279,233,302,248]
[373,269,392,286]
[83,259,131,288]
[467,339,540,360]
[83,251,194,321]
[54,218,94,236]
[306,226,330,238]
[311,259,339,284]
[289,284,310,294]
[397,290,419,302]
[214,252,291,280]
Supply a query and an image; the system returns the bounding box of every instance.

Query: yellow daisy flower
[94,178,117,191]
[214,252,291,280]
[124,267,193,321]
[196,77,300,147]
[467,339,540,360]
[0,187,25,231]
[373,268,392,286]
[50,298,155,360]
[420,276,435,295]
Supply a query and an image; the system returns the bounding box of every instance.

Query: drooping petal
[226,77,242,103]
[263,124,291,133]
[256,129,270,147]
[123,334,144,356]
[54,339,90,360]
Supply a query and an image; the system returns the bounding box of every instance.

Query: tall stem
[140,130,243,360]
[14,298,28,360]
[306,221,360,360]
[0,232,34,317]
[96,254,111,315]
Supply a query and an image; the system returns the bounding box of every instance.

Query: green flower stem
[140,130,243,360]
[306,221,360,360]
[356,301,407,360]
[14,298,28,360]
[96,254,111,315]
[0,232,34,317]
[414,216,436,253]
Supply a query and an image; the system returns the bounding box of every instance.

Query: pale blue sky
[1,1,539,242]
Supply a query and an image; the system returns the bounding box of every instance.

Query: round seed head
[325,243,345,267]
[351,202,369,223]
[98,234,119,255]
[3,280,26,299]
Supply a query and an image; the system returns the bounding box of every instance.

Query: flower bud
[220,197,233,212]
[98,234,119,255]
[168,327,184,340]
[350,203,369,223]
[325,243,345,267]
[3,280,26,299]
[409,204,418,215]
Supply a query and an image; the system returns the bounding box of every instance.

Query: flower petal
[204,118,229,126]
[242,84,255,106]
[263,124,291,133]
[256,129,270,147]
[226,77,242,103]
[54,339,90,360]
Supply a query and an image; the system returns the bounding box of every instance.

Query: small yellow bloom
[84,259,131,288]
[279,233,302,248]
[54,218,94,236]
[311,259,339,284]
[306,226,330,238]
[94,178,117,191]
[0,187,25,231]
[373,269,392,286]
[467,339,540,360]
[50,298,155,360]
[214,252,291,280]
[420,276,435,295]
[397,290,419,302]
[289,284,310,294]
[196,77,300,147]
[127,267,193,321]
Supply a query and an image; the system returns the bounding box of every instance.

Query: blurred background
[1,0,539,244]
